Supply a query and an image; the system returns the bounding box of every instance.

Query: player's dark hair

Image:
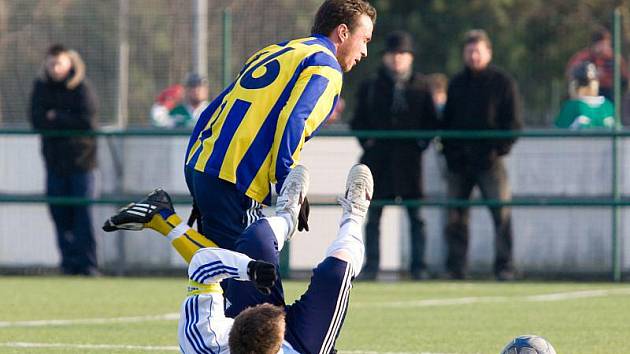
[229,303,286,354]
[311,0,377,37]
[463,29,492,49]
[47,43,68,57]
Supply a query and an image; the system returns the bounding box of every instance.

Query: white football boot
[338,164,373,223]
[275,165,310,240]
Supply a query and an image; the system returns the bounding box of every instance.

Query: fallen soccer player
[103,164,373,354]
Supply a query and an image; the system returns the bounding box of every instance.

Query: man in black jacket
[351,31,438,280]
[441,30,522,281]
[30,44,99,276]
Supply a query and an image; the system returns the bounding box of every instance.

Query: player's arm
[270,52,343,190]
[188,248,276,293]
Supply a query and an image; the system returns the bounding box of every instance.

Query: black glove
[187,201,202,233]
[247,260,277,295]
[298,196,310,232]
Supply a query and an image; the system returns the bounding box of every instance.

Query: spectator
[351,31,438,280]
[556,61,614,129]
[426,73,448,117]
[167,73,209,128]
[441,30,522,281]
[150,84,184,127]
[29,44,99,276]
[566,26,628,102]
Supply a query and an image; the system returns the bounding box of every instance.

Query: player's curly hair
[311,0,377,36]
[229,303,286,354]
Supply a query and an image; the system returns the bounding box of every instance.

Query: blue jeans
[46,171,97,274]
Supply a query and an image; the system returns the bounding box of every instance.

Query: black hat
[384,31,415,54]
[572,61,598,86]
[185,73,208,87]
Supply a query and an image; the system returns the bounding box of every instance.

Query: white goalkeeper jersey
[177,247,300,354]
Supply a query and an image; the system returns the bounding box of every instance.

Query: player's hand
[298,196,310,232]
[247,260,276,295]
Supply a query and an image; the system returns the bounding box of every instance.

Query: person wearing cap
[167,73,210,128]
[555,61,614,129]
[351,30,438,280]
[441,29,522,281]
[150,84,184,128]
[566,26,628,102]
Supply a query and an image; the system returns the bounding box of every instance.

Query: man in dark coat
[30,44,99,276]
[441,30,522,281]
[351,31,438,280]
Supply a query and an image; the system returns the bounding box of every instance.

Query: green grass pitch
[1,277,629,353]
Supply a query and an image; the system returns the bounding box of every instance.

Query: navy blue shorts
[185,166,263,250]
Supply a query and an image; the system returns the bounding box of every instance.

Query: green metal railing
[612,7,623,281]
[3,128,630,138]
[1,127,628,279]
[0,127,627,211]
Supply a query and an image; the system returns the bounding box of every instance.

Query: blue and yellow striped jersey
[185,35,343,204]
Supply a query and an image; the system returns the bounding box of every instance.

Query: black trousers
[363,205,426,274]
[444,158,513,276]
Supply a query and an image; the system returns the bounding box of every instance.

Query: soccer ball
[500,335,556,354]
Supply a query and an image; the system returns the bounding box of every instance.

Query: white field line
[525,288,630,301]
[0,343,463,354]
[0,313,179,328]
[352,288,630,308]
[0,342,179,351]
[1,288,629,329]
[340,351,464,354]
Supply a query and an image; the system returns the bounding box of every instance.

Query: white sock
[338,217,363,241]
[166,222,191,242]
[264,216,290,251]
[326,218,365,276]
[341,212,364,225]
[275,210,296,236]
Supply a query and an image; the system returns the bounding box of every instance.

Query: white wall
[1,135,628,275]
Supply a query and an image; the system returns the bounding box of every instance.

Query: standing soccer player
[105,0,376,318]
[185,0,376,251]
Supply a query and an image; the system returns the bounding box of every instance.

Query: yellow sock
[172,229,217,263]
[145,213,183,236]
[144,213,217,264]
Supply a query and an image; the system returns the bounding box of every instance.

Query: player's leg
[225,165,310,318]
[102,189,216,263]
[284,164,373,354]
[187,166,264,251]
